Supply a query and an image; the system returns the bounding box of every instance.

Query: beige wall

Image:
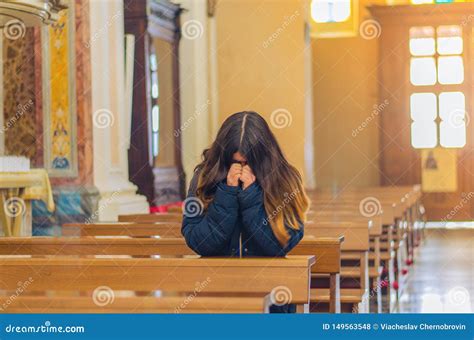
[312,0,383,188]
[216,0,309,181]
[179,0,391,188]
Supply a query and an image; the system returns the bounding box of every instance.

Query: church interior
[0,0,472,315]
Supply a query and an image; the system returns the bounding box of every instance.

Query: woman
[182,111,309,258]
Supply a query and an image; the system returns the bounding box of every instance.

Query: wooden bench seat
[0,235,342,313]
[0,256,315,311]
[0,236,195,256]
[118,213,182,223]
[308,185,424,312]
[290,236,343,313]
[369,252,391,261]
[310,288,362,313]
[0,294,271,313]
[344,252,391,262]
[312,288,363,304]
[305,222,370,313]
[63,223,183,237]
[340,267,381,279]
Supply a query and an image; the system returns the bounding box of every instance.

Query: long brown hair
[194,111,309,246]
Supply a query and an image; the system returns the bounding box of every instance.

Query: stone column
[303,4,316,189]
[89,0,148,220]
[177,0,212,187]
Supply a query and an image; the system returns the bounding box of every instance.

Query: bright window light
[411,121,437,148]
[410,26,435,56]
[438,56,464,84]
[410,93,437,121]
[410,57,437,86]
[311,0,351,23]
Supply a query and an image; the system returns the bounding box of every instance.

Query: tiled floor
[397,228,473,313]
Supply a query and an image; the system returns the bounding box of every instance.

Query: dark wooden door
[372,3,474,221]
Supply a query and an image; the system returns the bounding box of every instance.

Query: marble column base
[96,187,149,222]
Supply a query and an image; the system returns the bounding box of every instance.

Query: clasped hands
[226,164,256,190]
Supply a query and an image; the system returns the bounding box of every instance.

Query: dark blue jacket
[181,172,304,257]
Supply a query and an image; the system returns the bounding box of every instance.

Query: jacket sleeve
[238,183,304,256]
[181,172,240,256]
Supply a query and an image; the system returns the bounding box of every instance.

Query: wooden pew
[122,185,423,313]
[118,186,422,273]
[0,235,343,313]
[100,213,365,312]
[119,213,182,223]
[0,256,315,312]
[304,221,370,313]
[307,185,422,310]
[307,198,399,310]
[119,188,416,266]
[290,236,342,313]
[63,222,183,237]
[0,237,195,256]
[307,213,385,313]
[116,204,398,312]
[0,293,271,314]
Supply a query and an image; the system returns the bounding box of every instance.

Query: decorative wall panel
[42,1,78,177]
[2,28,38,161]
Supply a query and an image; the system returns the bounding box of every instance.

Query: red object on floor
[392,281,399,290]
[380,280,389,288]
[401,269,408,275]
[150,202,182,213]
[406,259,413,266]
[150,206,166,213]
